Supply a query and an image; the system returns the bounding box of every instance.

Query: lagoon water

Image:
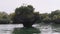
[0,24,60,34]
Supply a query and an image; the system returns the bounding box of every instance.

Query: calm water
[0,24,60,34]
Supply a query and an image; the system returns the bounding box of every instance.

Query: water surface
[0,24,60,34]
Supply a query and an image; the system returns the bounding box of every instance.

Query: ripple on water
[52,32,60,34]
[0,24,60,34]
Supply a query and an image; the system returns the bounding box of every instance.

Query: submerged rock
[12,27,40,34]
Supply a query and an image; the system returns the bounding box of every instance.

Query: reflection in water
[0,24,60,34]
[13,27,40,34]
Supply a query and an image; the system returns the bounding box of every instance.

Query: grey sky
[0,0,60,14]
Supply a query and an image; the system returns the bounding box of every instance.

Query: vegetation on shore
[0,5,60,25]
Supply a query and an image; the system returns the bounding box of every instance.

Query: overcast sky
[0,0,60,14]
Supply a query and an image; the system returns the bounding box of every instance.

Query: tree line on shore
[0,5,60,25]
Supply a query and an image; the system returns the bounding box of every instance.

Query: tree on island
[12,5,40,28]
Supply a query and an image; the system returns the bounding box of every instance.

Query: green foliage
[0,12,10,24]
[12,5,40,28]
[51,10,60,17]
[0,12,8,19]
[39,10,60,24]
